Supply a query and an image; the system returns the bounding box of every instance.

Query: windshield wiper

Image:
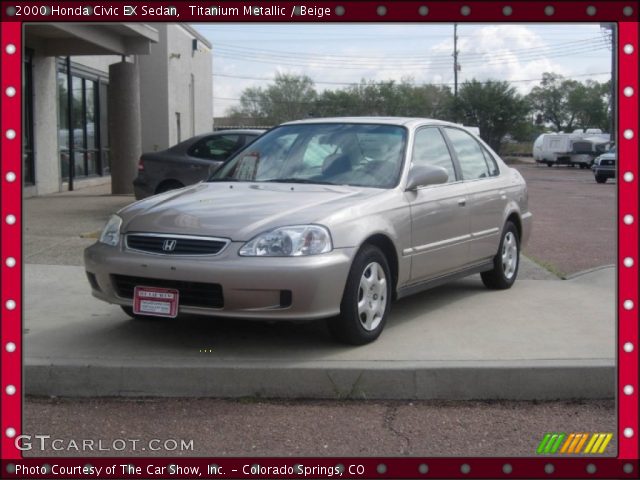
[264,178,337,185]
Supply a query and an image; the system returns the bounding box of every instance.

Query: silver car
[85,117,532,344]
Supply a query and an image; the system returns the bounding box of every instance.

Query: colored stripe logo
[537,433,613,455]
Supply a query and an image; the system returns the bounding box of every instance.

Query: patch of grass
[523,252,566,278]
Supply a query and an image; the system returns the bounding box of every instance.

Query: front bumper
[84,241,355,320]
[592,166,616,178]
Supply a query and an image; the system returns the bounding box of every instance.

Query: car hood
[120,182,382,241]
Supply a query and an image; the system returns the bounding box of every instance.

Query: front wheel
[595,175,607,184]
[481,222,520,290]
[328,245,392,345]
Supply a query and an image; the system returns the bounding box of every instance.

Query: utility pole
[601,23,616,142]
[453,24,459,99]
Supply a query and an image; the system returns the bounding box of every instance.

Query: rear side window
[481,147,500,177]
[444,128,490,180]
[412,127,457,183]
[189,135,241,161]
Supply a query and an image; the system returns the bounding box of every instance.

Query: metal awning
[25,23,159,55]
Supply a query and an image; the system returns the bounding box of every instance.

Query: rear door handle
[457,198,467,206]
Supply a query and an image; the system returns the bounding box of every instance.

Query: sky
[192,23,613,118]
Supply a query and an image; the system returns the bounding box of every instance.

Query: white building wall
[166,25,212,147]
[138,26,169,153]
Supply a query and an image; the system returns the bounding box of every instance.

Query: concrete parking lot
[22,164,617,456]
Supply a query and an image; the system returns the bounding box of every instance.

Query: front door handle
[458,198,467,207]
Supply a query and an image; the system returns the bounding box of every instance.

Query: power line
[212,43,608,70]
[212,71,610,86]
[212,71,612,102]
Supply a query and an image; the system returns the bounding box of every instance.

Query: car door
[183,134,243,183]
[407,127,471,282]
[443,127,506,263]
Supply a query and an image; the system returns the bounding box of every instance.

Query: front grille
[112,275,224,309]
[126,234,228,255]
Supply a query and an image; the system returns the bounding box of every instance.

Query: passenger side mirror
[405,165,449,191]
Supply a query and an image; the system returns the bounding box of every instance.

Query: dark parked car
[133,129,265,199]
[591,146,616,183]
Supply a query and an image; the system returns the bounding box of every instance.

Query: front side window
[411,127,456,182]
[444,128,490,180]
[210,123,407,188]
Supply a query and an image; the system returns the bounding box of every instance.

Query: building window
[23,49,35,185]
[57,61,109,181]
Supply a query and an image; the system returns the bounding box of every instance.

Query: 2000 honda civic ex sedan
[85,117,532,345]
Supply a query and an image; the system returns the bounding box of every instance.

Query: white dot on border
[624,87,635,97]
[623,44,634,55]
[418,6,428,16]
[623,385,634,395]
[5,385,16,395]
[586,463,597,474]
[623,129,634,140]
[5,214,16,225]
[335,6,345,16]
[376,464,387,474]
[623,427,634,438]
[623,6,634,16]
[623,300,634,310]
[5,300,16,310]
[5,171,16,182]
[460,464,471,474]
[586,6,596,15]
[623,257,634,268]
[5,44,16,55]
[544,6,555,15]
[544,463,554,474]
[460,5,471,16]
[5,342,16,353]
[624,172,635,182]
[418,464,428,474]
[503,464,513,474]
[624,342,634,353]
[503,6,513,16]
[5,86,16,97]
[5,129,16,140]
[5,428,16,438]
[623,214,634,225]
[376,5,387,16]
[624,463,634,473]
[6,257,16,268]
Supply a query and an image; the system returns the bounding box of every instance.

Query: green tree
[455,79,530,152]
[229,73,317,124]
[527,73,610,132]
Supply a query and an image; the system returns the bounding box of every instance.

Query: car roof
[282,116,461,129]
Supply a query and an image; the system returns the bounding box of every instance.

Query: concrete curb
[563,264,616,280]
[26,359,614,400]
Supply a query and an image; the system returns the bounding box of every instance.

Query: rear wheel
[481,221,520,290]
[595,175,607,184]
[328,245,391,345]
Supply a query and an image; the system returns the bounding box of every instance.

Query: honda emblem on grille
[162,239,177,252]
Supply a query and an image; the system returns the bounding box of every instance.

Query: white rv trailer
[532,129,611,168]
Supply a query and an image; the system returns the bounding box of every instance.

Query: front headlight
[99,215,123,246]
[239,225,333,257]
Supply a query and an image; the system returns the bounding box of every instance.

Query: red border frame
[1,2,638,478]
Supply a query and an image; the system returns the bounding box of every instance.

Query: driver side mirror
[405,164,449,191]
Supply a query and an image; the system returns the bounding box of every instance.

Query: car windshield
[209,123,407,188]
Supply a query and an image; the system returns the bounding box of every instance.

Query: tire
[579,164,587,170]
[481,221,520,290]
[595,175,607,184]
[328,245,392,345]
[546,162,553,167]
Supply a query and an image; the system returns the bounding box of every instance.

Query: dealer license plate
[133,286,179,318]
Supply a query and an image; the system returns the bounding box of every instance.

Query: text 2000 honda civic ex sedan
[85,117,532,344]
